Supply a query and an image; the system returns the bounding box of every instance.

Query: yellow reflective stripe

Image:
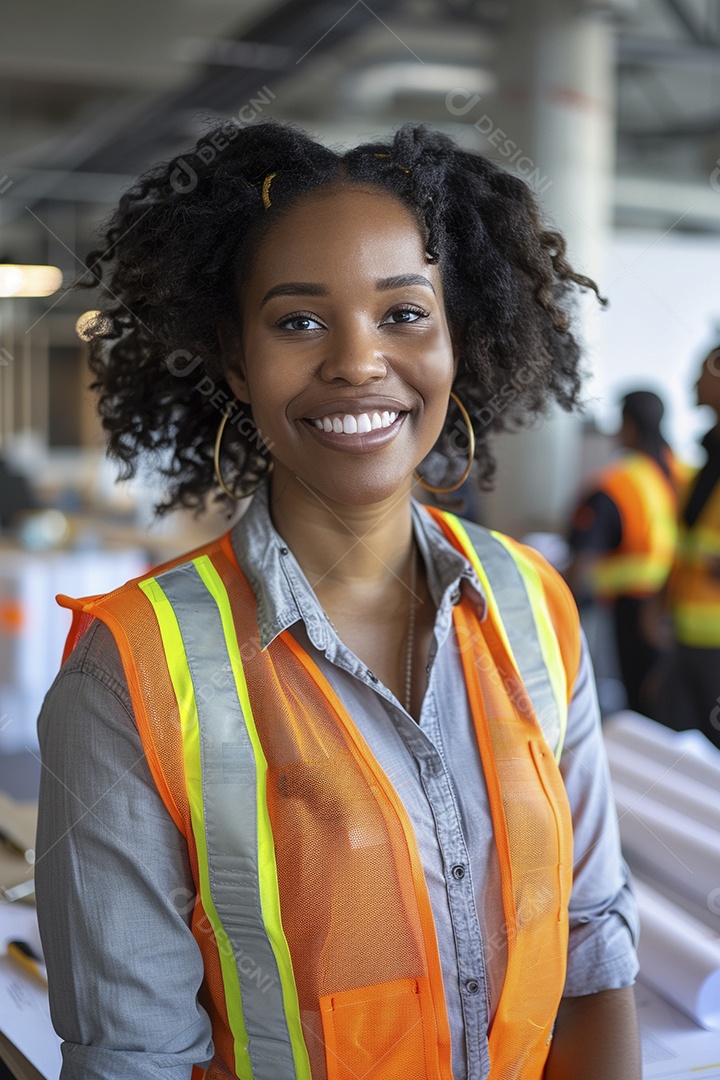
[192,557,312,1080]
[442,516,519,670]
[490,532,568,762]
[673,603,720,647]
[680,526,720,558]
[138,576,252,1078]
[592,555,672,595]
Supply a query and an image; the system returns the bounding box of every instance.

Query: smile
[310,411,398,434]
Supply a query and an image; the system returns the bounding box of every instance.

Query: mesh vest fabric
[58,511,579,1079]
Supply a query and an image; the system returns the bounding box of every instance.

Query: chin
[305,468,413,509]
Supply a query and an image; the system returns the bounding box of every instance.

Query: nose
[318,323,387,385]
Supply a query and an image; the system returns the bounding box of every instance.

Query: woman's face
[226,185,456,507]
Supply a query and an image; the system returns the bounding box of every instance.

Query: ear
[217,318,251,405]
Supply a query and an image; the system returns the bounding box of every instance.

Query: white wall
[587,229,720,464]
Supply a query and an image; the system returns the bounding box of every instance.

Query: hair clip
[373,153,411,174]
[261,172,277,209]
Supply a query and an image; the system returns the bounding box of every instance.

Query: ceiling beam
[13,0,410,206]
[654,0,719,46]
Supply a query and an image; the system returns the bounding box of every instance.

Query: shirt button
[366,669,378,683]
[279,546,289,556]
[464,978,480,995]
[451,864,466,881]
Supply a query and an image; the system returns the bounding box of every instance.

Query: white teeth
[311,410,402,433]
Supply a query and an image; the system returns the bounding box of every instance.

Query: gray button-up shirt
[35,489,639,1080]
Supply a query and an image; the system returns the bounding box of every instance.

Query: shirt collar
[230,482,487,651]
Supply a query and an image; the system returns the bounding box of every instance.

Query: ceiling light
[0,264,63,298]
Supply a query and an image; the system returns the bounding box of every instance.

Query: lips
[297,401,408,451]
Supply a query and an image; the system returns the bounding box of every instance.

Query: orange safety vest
[586,452,677,599]
[58,509,579,1080]
[668,473,720,647]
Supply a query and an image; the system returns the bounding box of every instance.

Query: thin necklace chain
[405,543,418,714]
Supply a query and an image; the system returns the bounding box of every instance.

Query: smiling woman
[35,120,641,1080]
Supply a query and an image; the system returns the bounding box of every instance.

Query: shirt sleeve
[35,620,214,1080]
[559,633,640,997]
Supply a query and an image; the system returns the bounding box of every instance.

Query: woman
[36,121,641,1080]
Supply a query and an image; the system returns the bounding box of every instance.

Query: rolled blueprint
[611,780,720,908]
[634,879,720,1030]
[604,712,720,791]
[606,740,720,833]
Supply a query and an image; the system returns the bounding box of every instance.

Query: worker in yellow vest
[34,121,641,1080]
[567,391,679,713]
[653,345,720,749]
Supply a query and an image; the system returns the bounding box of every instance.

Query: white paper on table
[611,779,720,907]
[634,879,720,1029]
[637,981,720,1079]
[606,739,720,833]
[0,905,61,1080]
[604,712,720,788]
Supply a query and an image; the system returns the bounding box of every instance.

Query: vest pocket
[319,976,439,1080]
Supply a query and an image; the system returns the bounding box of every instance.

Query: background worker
[566,390,679,714]
[653,345,720,749]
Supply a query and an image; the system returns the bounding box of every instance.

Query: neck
[267,467,415,591]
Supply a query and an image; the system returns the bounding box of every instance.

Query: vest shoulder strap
[428,509,581,759]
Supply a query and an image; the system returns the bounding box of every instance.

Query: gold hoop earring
[413,391,475,495]
[213,409,272,501]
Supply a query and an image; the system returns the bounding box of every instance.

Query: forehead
[248,186,431,284]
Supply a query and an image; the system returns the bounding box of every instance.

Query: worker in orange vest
[567,391,679,714]
[653,345,720,749]
[34,121,641,1080]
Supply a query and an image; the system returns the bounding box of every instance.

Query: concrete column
[480,0,616,537]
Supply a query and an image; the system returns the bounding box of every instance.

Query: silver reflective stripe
[461,521,561,755]
[158,561,298,1080]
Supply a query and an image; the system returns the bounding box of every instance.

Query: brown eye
[277,314,323,331]
[384,306,428,325]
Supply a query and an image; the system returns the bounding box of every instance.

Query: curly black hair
[81,119,603,513]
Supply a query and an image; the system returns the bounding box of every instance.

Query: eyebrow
[260,273,435,306]
[376,274,435,294]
